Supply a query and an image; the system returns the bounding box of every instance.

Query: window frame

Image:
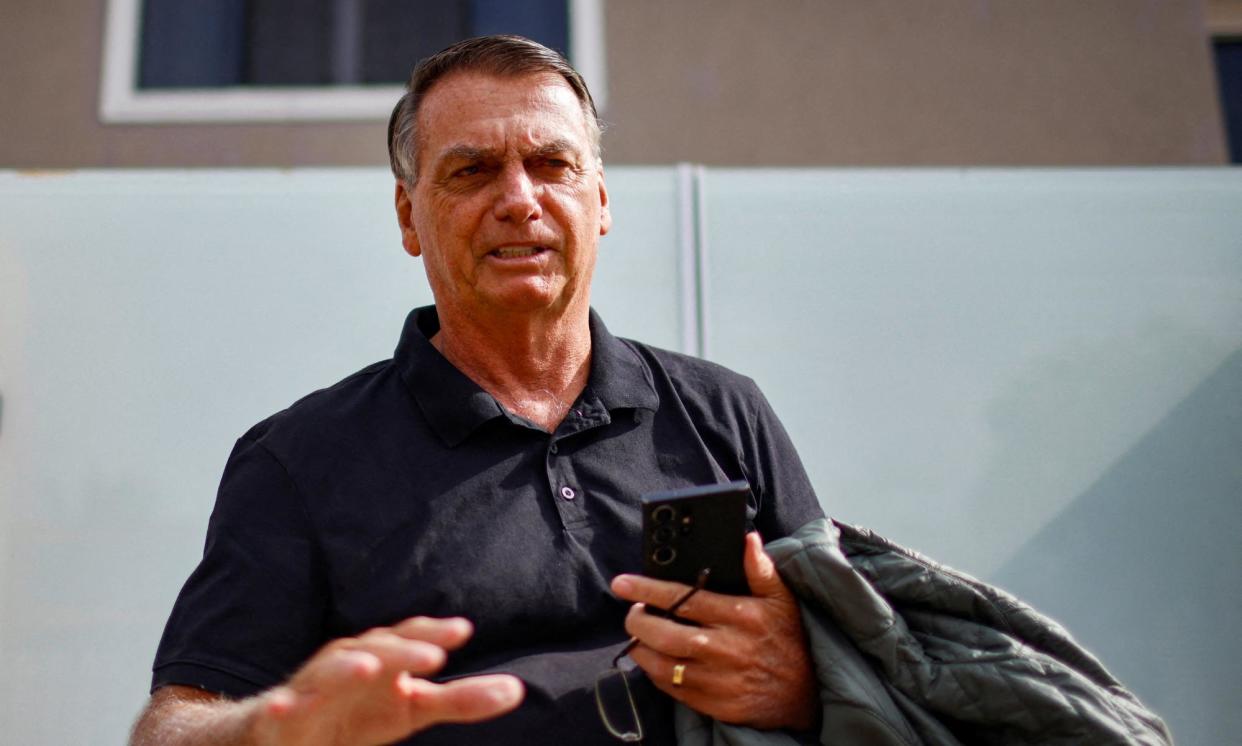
[98,0,607,123]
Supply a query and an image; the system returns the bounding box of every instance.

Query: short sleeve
[151,434,327,697]
[743,383,826,539]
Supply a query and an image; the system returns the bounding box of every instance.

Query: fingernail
[493,677,524,705]
[612,575,634,594]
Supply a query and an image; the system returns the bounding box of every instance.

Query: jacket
[675,518,1173,745]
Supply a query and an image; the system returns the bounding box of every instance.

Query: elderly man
[132,35,824,745]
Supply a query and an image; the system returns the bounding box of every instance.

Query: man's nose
[492,164,542,223]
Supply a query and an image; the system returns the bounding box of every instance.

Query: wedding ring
[671,663,686,687]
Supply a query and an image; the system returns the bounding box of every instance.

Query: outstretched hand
[611,532,816,731]
[251,616,524,746]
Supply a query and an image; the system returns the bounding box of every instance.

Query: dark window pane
[136,0,574,90]
[139,0,247,88]
[1214,40,1242,164]
[362,0,471,84]
[247,0,334,86]
[469,0,569,57]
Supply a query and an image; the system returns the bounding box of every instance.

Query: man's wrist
[242,692,281,746]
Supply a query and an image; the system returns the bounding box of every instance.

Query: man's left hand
[610,532,817,732]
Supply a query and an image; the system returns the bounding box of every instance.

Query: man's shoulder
[618,336,762,401]
[240,358,398,446]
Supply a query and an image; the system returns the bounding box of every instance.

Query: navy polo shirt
[152,306,824,744]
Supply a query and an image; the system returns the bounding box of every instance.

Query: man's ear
[394,181,422,257]
[597,169,612,237]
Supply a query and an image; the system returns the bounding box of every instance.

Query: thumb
[743,531,790,599]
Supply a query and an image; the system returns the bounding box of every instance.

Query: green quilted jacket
[675,518,1173,745]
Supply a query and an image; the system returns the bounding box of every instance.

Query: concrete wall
[0,0,1228,168]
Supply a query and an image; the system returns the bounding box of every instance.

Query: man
[132,35,824,745]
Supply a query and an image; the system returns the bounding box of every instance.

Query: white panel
[4,167,1237,744]
[590,167,685,350]
[703,169,1242,575]
[0,167,680,744]
[705,168,1242,744]
[702,169,1242,744]
[0,169,425,743]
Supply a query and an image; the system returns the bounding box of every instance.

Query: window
[1209,0,1242,163]
[99,0,606,123]
[1215,39,1242,163]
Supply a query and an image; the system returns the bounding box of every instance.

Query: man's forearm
[130,688,263,746]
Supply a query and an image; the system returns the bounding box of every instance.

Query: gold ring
[671,663,686,687]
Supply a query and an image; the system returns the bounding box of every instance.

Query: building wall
[604,0,1228,165]
[0,0,1228,168]
[1,1,386,169]
[3,167,1240,744]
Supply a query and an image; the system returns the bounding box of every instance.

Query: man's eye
[530,157,571,171]
[453,165,481,177]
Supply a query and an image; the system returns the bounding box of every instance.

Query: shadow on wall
[992,346,1242,746]
[960,316,1228,577]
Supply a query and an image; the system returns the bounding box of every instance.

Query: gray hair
[387,35,602,184]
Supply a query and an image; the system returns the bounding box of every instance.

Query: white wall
[1,167,1239,744]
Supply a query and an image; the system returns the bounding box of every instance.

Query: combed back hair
[387,34,602,184]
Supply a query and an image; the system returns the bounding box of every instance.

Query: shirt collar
[396,306,659,447]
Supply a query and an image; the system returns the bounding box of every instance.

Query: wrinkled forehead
[415,71,594,168]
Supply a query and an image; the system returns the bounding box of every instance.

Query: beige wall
[1,1,385,169]
[0,0,1228,168]
[603,0,1227,165]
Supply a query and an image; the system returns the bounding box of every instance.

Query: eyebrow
[438,139,581,164]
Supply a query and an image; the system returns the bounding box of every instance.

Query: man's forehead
[417,71,590,154]
[428,68,573,98]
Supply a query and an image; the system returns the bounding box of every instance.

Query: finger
[398,673,525,729]
[623,603,734,663]
[627,644,691,700]
[266,647,382,719]
[343,629,449,676]
[391,616,474,651]
[742,532,789,600]
[261,685,308,720]
[317,647,385,684]
[626,643,732,703]
[628,642,785,727]
[292,634,442,699]
[612,575,748,626]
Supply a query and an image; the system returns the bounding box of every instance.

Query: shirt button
[549,443,559,454]
[560,486,576,500]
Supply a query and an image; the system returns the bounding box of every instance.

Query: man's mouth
[490,246,548,259]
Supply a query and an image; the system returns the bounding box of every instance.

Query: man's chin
[477,283,577,317]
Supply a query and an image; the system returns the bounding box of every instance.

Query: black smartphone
[640,480,751,605]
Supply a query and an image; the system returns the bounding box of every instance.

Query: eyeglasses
[594,569,711,743]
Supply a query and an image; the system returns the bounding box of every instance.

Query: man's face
[395,71,610,321]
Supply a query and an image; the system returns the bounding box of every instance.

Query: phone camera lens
[653,525,677,544]
[652,546,676,566]
[652,505,676,524]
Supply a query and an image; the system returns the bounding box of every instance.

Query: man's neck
[431,305,593,432]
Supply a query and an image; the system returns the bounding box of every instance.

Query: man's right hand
[131,616,524,746]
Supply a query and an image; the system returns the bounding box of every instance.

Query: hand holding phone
[640,480,750,609]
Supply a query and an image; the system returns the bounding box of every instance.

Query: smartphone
[640,480,751,604]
